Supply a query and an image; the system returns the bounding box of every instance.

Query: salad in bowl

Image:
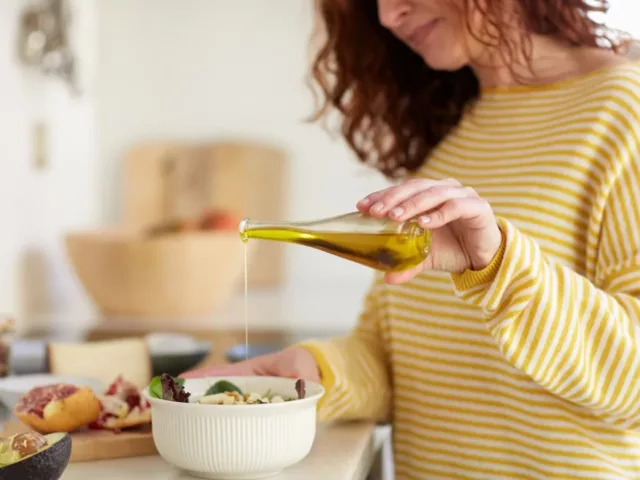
[148,373,307,405]
[143,373,324,480]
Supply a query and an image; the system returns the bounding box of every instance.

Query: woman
[184,0,640,478]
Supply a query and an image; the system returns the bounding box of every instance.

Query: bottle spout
[236,218,298,244]
[238,218,250,243]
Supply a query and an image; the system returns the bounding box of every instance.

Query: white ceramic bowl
[143,376,324,480]
[0,374,104,411]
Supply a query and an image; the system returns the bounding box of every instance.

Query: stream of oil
[244,244,249,364]
[243,244,249,393]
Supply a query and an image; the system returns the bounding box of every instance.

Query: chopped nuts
[198,393,229,405]
[196,379,304,406]
[246,392,263,404]
[198,390,296,406]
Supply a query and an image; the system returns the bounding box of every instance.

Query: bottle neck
[238,218,250,242]
[238,219,301,243]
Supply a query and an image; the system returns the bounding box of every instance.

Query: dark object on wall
[16,0,79,95]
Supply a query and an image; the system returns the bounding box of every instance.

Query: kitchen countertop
[20,283,371,337]
[11,285,395,479]
[16,283,374,375]
[60,422,392,480]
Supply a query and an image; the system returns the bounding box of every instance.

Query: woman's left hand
[358,177,503,284]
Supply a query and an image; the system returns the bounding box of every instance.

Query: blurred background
[2,0,394,340]
[0,0,637,391]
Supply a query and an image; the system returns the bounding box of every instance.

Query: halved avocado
[0,432,71,480]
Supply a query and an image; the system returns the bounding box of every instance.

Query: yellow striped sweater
[301,61,640,479]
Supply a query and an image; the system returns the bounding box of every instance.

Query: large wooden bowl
[64,228,252,323]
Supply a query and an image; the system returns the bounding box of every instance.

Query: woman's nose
[377,0,412,29]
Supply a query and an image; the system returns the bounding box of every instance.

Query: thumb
[384,262,423,285]
[254,348,320,382]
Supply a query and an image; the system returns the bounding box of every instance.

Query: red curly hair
[308,0,628,178]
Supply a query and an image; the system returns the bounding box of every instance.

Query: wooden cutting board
[0,421,157,462]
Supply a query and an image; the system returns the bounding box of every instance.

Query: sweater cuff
[297,341,334,409]
[450,219,507,291]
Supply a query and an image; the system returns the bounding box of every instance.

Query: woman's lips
[406,19,441,49]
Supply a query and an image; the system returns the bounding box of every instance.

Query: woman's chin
[421,46,469,72]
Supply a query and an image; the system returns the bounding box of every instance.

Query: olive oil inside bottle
[239,212,431,273]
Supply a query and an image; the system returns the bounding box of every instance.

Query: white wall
[599,0,640,37]
[0,0,99,332]
[95,0,390,331]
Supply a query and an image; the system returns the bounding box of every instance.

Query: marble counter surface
[60,423,391,480]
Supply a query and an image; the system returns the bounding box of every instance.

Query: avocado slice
[0,432,71,480]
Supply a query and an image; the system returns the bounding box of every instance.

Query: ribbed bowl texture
[143,376,325,480]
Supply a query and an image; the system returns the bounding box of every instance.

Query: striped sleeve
[297,276,392,423]
[450,156,640,430]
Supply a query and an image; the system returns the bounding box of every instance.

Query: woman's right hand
[179,345,322,383]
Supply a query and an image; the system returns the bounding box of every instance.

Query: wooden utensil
[122,140,289,287]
